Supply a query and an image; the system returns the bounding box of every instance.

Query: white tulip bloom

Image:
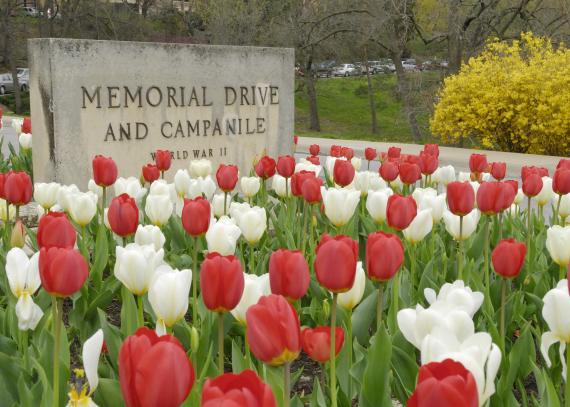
[514,188,524,205]
[272,174,292,198]
[546,225,570,267]
[322,187,360,227]
[145,194,173,227]
[231,274,270,324]
[443,209,480,241]
[200,176,217,200]
[212,193,231,217]
[232,205,267,244]
[325,156,341,181]
[149,265,192,335]
[424,280,484,318]
[88,179,103,199]
[205,216,242,255]
[19,133,32,150]
[15,293,44,331]
[403,208,433,243]
[558,194,570,220]
[338,262,366,310]
[134,224,165,251]
[148,179,171,196]
[541,279,570,380]
[57,184,80,212]
[536,176,554,206]
[189,159,212,178]
[351,157,362,171]
[66,329,104,406]
[414,188,447,223]
[229,201,251,220]
[432,165,455,186]
[174,169,192,197]
[354,171,386,196]
[114,177,147,203]
[0,198,16,222]
[295,159,322,177]
[366,188,393,224]
[240,176,261,198]
[68,192,98,226]
[114,243,165,295]
[34,182,60,210]
[458,172,472,182]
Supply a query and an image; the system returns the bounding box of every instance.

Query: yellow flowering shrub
[431,33,570,156]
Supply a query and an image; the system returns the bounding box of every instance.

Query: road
[0,116,19,159]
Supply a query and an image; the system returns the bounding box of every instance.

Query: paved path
[0,116,19,159]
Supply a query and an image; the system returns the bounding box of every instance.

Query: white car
[332,64,358,77]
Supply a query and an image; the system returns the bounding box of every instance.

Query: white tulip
[403,208,433,243]
[145,194,173,227]
[83,329,104,395]
[57,184,80,212]
[351,157,362,171]
[68,192,98,226]
[174,169,192,197]
[481,173,492,182]
[114,177,147,203]
[19,133,32,150]
[423,280,484,318]
[240,176,261,198]
[205,216,242,255]
[103,208,110,229]
[458,172,472,182]
[134,224,165,251]
[325,156,341,181]
[366,188,393,224]
[15,293,43,331]
[558,194,570,220]
[231,274,270,324]
[433,165,455,186]
[189,159,212,178]
[34,182,60,210]
[200,176,217,200]
[536,176,554,206]
[546,225,570,267]
[149,179,170,196]
[295,159,322,177]
[443,209,480,241]
[149,265,191,335]
[212,193,231,217]
[272,174,292,198]
[229,201,251,220]
[338,262,366,310]
[354,171,386,196]
[11,118,23,133]
[0,198,16,222]
[541,279,570,380]
[514,188,524,205]
[414,188,447,223]
[114,243,165,295]
[322,187,360,227]
[88,179,103,199]
[36,204,45,220]
[232,205,267,244]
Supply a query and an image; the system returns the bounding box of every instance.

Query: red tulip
[419,152,438,175]
[142,164,160,183]
[558,159,570,171]
[291,171,316,197]
[365,147,377,161]
[4,171,32,205]
[301,327,344,363]
[306,155,320,165]
[399,162,422,185]
[200,253,244,312]
[254,156,277,179]
[309,144,320,156]
[108,193,139,237]
[341,147,354,160]
[301,176,323,204]
[0,172,7,199]
[408,359,478,407]
[201,369,277,407]
[182,197,211,236]
[154,150,172,172]
[469,153,487,174]
[521,165,549,181]
[92,155,118,187]
[22,117,31,134]
[277,155,296,178]
[553,168,570,195]
[386,194,417,231]
[333,159,355,187]
[314,234,358,293]
[330,145,342,158]
[269,249,310,302]
[476,182,515,215]
[505,180,518,195]
[380,160,399,182]
[216,164,239,192]
[37,212,76,249]
[119,327,195,407]
[522,173,543,197]
[446,182,475,216]
[246,294,301,365]
[293,135,298,145]
[492,238,526,279]
[39,247,88,297]
[387,146,401,159]
[490,162,506,180]
[404,154,421,166]
[366,232,404,282]
[423,144,439,157]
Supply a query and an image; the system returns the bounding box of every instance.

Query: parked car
[314,60,336,78]
[0,73,14,95]
[21,6,40,17]
[332,64,359,77]
[402,59,418,71]
[18,71,29,92]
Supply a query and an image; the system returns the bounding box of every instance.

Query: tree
[0,0,23,114]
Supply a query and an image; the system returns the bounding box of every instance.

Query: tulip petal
[540,331,558,368]
[83,329,104,394]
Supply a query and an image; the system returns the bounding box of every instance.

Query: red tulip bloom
[277,155,296,178]
[505,180,518,195]
[469,153,487,174]
[0,172,7,199]
[293,135,298,145]
[490,162,506,180]
[269,249,310,302]
[447,182,475,216]
[408,359,478,407]
[330,145,342,158]
[306,155,320,165]
[154,150,172,172]
[142,164,160,183]
[404,154,421,166]
[419,152,438,175]
[387,146,401,159]
[108,194,139,237]
[423,144,439,158]
[37,212,76,249]
[386,194,417,231]
[333,159,355,187]
[201,369,277,407]
[39,247,88,297]
[553,168,570,195]
[216,164,239,192]
[301,176,323,204]
[476,182,515,215]
[182,197,211,236]
[522,173,543,197]
[380,160,399,182]
[254,156,277,179]
[492,239,526,279]
[200,253,244,313]
[246,294,301,366]
[365,147,377,161]
[4,171,32,205]
[119,327,195,407]
[22,117,32,134]
[521,165,549,181]
[309,144,320,156]
[314,234,358,293]
[301,327,344,363]
[399,162,422,185]
[558,159,570,171]
[366,232,404,282]
[92,155,118,187]
[291,171,316,197]
[341,147,354,160]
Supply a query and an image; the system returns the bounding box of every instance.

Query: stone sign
[28,38,294,186]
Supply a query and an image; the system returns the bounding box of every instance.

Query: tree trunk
[1,1,22,113]
[392,51,422,143]
[304,55,320,132]
[447,0,462,74]
[364,49,378,135]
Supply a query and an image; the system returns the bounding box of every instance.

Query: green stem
[376,283,383,331]
[192,237,199,327]
[15,205,20,223]
[561,264,567,282]
[101,186,106,224]
[458,215,464,281]
[285,177,289,198]
[566,344,570,407]
[223,192,228,216]
[283,361,291,407]
[249,244,255,274]
[498,211,503,241]
[22,329,28,372]
[527,196,532,262]
[555,194,563,226]
[52,297,62,407]
[410,243,416,297]
[161,170,164,179]
[218,312,224,374]
[301,202,309,252]
[330,293,338,407]
[347,310,353,402]
[500,278,507,352]
[392,272,400,320]
[137,295,144,327]
[483,215,490,300]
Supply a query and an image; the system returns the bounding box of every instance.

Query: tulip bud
[545,225,570,267]
[309,144,320,156]
[10,220,26,248]
[333,159,356,187]
[492,239,526,279]
[201,370,276,406]
[200,253,244,312]
[302,326,345,363]
[4,171,33,206]
[240,176,261,198]
[190,326,200,354]
[145,194,173,227]
[447,181,475,216]
[254,156,277,179]
[269,249,310,302]
[366,232,404,281]
[34,182,60,210]
[315,234,358,293]
[322,298,330,320]
[19,133,32,150]
[322,187,360,227]
[92,155,118,187]
[386,194,417,231]
[205,216,241,255]
[338,262,365,310]
[155,149,172,172]
[142,163,160,183]
[189,159,213,178]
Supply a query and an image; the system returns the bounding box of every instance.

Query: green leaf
[359,325,392,407]
[94,378,125,407]
[120,287,138,337]
[91,224,109,290]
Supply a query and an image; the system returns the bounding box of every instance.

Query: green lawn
[295,72,443,144]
